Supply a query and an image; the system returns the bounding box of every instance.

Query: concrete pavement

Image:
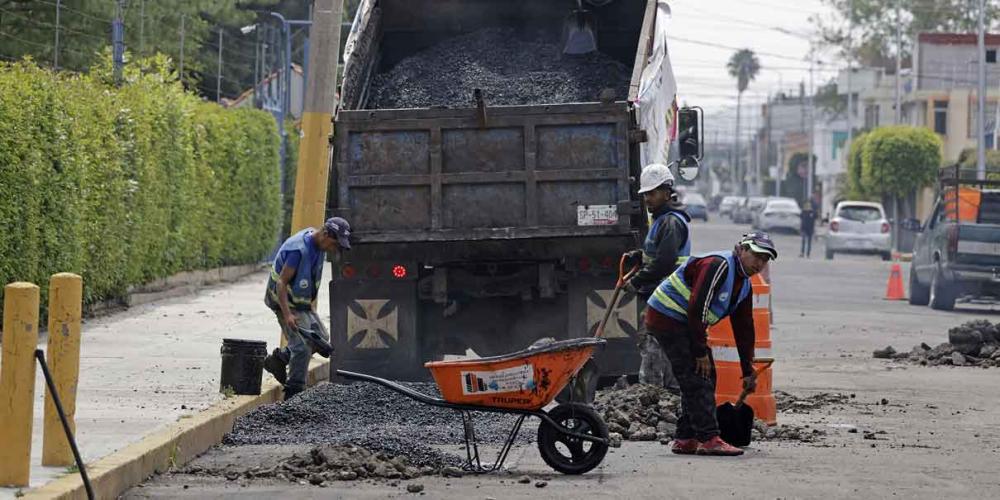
[0,267,331,498]
[125,218,1000,499]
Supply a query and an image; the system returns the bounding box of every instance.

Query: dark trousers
[649,326,719,441]
[800,232,813,257]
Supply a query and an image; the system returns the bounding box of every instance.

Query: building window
[966,100,997,138]
[933,100,948,135]
[865,104,880,129]
[988,49,998,64]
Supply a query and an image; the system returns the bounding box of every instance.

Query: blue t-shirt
[280,231,321,273]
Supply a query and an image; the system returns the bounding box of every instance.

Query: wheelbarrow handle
[595,254,640,339]
[735,358,775,406]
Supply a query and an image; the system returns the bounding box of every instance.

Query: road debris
[752,420,827,443]
[367,28,631,109]
[592,383,680,442]
[871,320,1000,368]
[774,390,851,413]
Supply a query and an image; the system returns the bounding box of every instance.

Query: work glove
[624,250,644,269]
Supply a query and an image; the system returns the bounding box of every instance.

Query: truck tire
[908,266,930,306]
[929,266,956,311]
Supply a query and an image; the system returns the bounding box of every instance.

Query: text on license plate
[577,205,619,226]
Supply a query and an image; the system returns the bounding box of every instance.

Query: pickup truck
[909,167,1000,310]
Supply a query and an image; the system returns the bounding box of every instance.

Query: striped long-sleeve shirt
[645,254,756,376]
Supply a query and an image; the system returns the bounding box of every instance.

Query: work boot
[671,438,699,455]
[263,348,287,385]
[696,436,744,456]
[283,385,304,401]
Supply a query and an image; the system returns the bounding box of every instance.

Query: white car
[718,196,740,217]
[755,198,801,233]
[825,201,892,260]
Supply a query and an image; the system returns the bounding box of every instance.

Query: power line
[667,35,809,62]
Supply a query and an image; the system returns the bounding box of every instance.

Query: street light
[240,24,257,35]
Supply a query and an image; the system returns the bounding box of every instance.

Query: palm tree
[727,49,761,194]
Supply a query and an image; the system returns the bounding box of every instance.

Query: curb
[23,359,330,500]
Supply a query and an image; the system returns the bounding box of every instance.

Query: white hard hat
[638,163,675,194]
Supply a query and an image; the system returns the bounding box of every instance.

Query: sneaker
[696,436,744,456]
[263,348,288,385]
[671,438,699,455]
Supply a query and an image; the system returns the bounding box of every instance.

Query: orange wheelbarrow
[335,256,639,475]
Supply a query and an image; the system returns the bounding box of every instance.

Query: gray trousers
[637,305,678,389]
[273,308,330,391]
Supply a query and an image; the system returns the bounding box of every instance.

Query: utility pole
[179,15,186,83]
[53,0,61,70]
[807,49,816,204]
[216,28,224,102]
[894,0,902,125]
[113,0,126,84]
[977,0,987,179]
[290,0,345,233]
[139,0,145,56]
[777,140,784,197]
[735,97,743,195]
[846,0,854,147]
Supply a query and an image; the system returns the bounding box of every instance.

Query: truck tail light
[340,264,357,279]
[881,222,890,234]
[392,264,408,279]
[830,220,839,232]
[947,226,959,256]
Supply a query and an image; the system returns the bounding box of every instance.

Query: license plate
[851,239,873,248]
[577,205,618,226]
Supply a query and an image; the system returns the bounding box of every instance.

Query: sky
[663,0,844,140]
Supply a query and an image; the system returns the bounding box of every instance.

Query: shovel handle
[735,358,774,406]
[595,254,639,339]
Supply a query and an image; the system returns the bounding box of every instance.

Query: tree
[726,48,760,195]
[861,125,943,248]
[813,0,1000,70]
[845,132,874,200]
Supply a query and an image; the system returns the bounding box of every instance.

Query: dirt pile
[182,444,459,486]
[367,28,632,109]
[872,320,1000,367]
[752,420,826,443]
[775,390,852,413]
[592,383,681,442]
[224,381,532,462]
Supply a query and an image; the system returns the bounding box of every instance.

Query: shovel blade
[716,402,755,447]
[562,10,597,55]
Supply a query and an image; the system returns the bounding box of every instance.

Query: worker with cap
[645,232,777,456]
[624,163,691,390]
[263,217,352,400]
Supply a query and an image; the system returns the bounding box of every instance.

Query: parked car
[719,195,740,217]
[909,168,1000,310]
[754,197,801,232]
[824,201,892,261]
[683,192,709,221]
[733,196,766,224]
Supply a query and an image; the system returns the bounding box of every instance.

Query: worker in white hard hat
[624,163,692,391]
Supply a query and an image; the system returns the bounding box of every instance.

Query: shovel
[562,0,598,56]
[594,253,640,338]
[716,358,774,447]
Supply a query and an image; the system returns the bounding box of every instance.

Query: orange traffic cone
[884,263,906,300]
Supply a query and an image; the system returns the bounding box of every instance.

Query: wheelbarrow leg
[459,411,527,473]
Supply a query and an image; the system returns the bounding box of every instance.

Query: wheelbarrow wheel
[537,403,608,475]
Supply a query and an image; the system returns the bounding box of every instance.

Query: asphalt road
[127,216,1000,499]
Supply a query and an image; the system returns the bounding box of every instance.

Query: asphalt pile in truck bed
[224,381,533,467]
[367,28,632,109]
[872,319,1000,367]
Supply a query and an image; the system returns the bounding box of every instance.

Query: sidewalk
[0,267,331,498]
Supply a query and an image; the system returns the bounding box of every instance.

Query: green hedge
[0,56,281,315]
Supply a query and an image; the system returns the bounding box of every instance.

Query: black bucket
[219,338,267,395]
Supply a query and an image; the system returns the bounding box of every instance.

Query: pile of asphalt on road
[751,420,827,443]
[775,390,853,414]
[224,381,532,469]
[592,382,681,444]
[366,28,632,109]
[873,319,1000,368]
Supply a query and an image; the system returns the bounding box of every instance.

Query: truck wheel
[537,403,608,475]
[908,266,930,306]
[929,266,956,311]
[825,248,834,260]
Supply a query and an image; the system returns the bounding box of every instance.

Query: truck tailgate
[330,103,635,243]
[956,223,1000,267]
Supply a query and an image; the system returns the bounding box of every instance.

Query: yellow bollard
[0,282,40,487]
[42,273,83,466]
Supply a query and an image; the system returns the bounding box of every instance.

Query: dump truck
[326,0,701,391]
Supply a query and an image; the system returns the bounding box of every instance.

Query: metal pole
[53,0,61,69]
[216,28,223,102]
[139,0,145,56]
[977,0,987,179]
[35,351,94,500]
[776,140,783,197]
[735,93,742,195]
[113,0,125,84]
[846,0,854,146]
[807,50,815,203]
[254,26,260,107]
[179,15,185,83]
[894,0,902,125]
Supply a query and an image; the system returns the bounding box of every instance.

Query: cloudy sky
[663,0,843,139]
